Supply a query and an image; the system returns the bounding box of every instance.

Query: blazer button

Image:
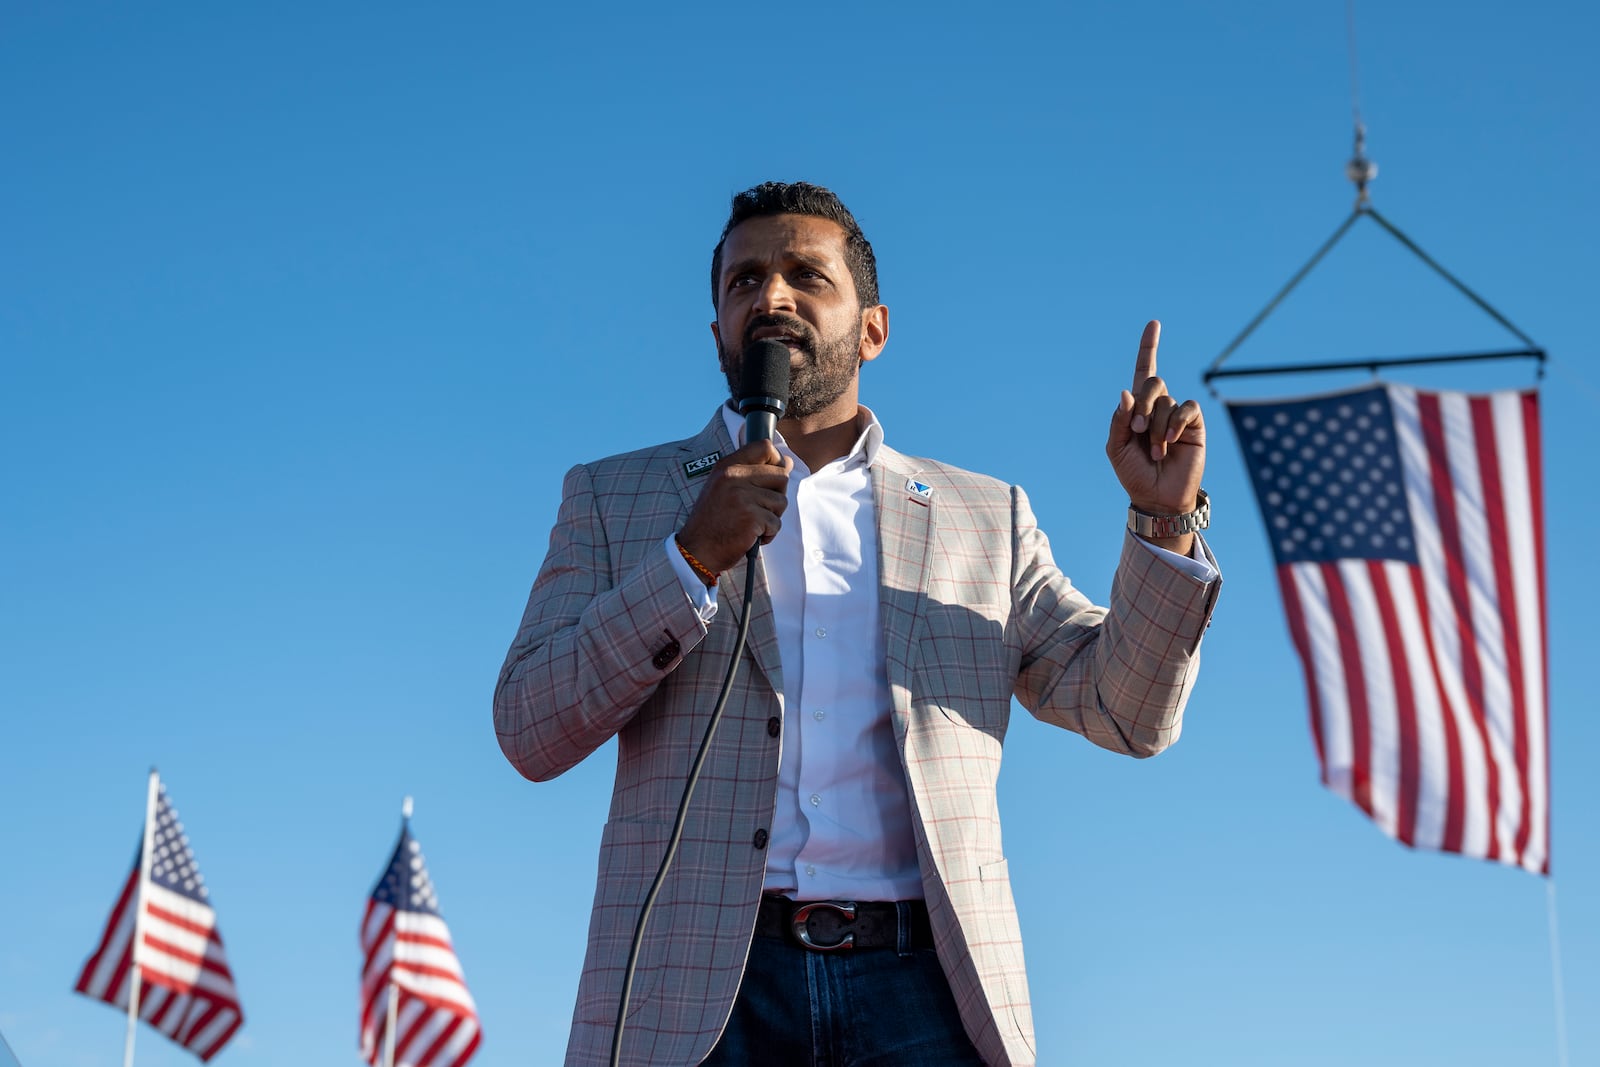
[752,828,769,850]
[651,640,680,670]
[766,716,780,738]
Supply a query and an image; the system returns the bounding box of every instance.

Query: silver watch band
[1127,488,1210,539]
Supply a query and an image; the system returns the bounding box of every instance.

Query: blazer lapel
[673,409,785,699]
[872,446,935,738]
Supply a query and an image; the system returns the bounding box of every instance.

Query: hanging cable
[1202,202,1546,388]
[1345,0,1377,206]
[1364,207,1541,349]
[1202,209,1362,384]
[1345,0,1364,132]
[609,547,762,1067]
[1201,0,1544,390]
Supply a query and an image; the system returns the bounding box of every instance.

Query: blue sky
[3,2,1596,1064]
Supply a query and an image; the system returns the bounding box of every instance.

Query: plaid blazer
[495,409,1220,1066]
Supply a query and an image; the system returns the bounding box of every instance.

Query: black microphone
[738,339,791,445]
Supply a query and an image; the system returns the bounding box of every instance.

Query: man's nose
[752,274,797,315]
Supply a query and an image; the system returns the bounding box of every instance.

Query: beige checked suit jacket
[495,409,1220,1066]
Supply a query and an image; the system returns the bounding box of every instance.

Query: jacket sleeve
[492,463,711,781]
[1009,485,1221,757]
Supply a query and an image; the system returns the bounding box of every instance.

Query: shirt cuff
[1136,534,1218,583]
[664,534,719,622]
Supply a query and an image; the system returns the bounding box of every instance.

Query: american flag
[1228,384,1549,874]
[73,774,245,1060]
[360,820,481,1067]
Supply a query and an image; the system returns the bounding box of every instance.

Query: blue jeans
[702,933,986,1066]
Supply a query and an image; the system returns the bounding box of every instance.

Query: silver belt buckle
[790,900,857,952]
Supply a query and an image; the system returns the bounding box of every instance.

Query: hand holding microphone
[676,340,793,574]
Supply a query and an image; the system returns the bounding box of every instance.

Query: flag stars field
[1240,392,1418,563]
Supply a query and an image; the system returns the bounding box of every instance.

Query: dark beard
[719,314,860,419]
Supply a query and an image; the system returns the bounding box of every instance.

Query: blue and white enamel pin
[905,477,934,506]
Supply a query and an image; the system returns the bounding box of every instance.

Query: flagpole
[383,795,413,1067]
[383,982,399,1067]
[124,769,161,1067]
[1547,880,1570,1067]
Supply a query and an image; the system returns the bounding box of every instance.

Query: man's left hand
[1104,320,1206,550]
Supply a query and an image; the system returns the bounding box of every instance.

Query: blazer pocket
[916,603,1013,731]
[575,818,671,1023]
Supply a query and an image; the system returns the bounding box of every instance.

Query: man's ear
[710,321,722,349]
[858,304,889,365]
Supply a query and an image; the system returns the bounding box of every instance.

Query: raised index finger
[1133,319,1161,390]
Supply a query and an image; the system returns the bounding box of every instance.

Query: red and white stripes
[359,869,481,1067]
[1280,386,1548,874]
[74,832,244,1060]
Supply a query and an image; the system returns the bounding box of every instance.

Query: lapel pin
[905,477,934,506]
[683,451,722,479]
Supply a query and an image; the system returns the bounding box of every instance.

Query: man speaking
[494,181,1220,1065]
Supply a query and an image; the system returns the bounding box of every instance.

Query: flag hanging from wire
[360,818,481,1067]
[1228,384,1549,874]
[73,773,245,1060]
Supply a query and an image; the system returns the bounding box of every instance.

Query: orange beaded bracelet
[674,535,719,588]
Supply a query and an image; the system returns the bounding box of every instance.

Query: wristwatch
[1127,489,1210,539]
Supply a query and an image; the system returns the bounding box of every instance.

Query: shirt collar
[719,402,884,470]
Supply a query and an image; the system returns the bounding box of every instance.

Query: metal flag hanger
[1201,4,1545,394]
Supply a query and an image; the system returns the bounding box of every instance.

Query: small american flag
[360,819,481,1067]
[73,774,245,1060]
[1228,384,1549,874]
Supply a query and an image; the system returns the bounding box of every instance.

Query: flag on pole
[73,774,245,1060]
[360,816,481,1067]
[1228,383,1549,874]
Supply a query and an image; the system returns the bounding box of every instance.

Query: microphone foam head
[738,339,792,413]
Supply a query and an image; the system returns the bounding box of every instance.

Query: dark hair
[710,181,880,311]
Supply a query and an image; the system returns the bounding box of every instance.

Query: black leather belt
[755,895,934,953]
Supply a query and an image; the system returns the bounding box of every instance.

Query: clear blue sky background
[4,2,1595,1064]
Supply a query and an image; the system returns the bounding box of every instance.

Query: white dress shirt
[665,404,1217,902]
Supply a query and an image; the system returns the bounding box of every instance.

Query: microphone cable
[609,540,762,1067]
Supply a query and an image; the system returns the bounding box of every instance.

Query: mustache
[743,314,816,352]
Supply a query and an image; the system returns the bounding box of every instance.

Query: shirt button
[814,627,827,638]
[805,864,815,877]
[767,716,780,738]
[809,793,821,807]
[812,548,825,560]
[753,829,769,850]
[813,709,825,721]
